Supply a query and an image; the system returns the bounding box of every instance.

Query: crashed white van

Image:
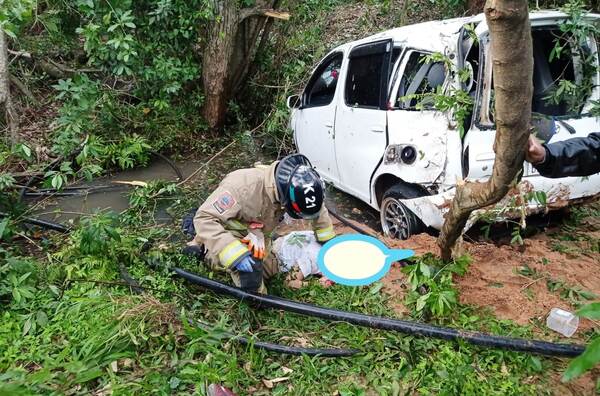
[288,11,600,239]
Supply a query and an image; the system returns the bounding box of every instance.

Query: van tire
[380,184,425,240]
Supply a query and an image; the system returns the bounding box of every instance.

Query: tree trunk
[201,0,281,132]
[437,0,533,261]
[0,30,18,145]
[202,0,240,132]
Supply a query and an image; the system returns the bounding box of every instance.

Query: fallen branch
[437,0,533,260]
[240,7,290,21]
[177,140,237,187]
[8,49,100,79]
[9,75,39,105]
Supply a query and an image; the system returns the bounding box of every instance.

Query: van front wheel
[380,186,424,240]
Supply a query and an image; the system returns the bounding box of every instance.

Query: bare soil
[338,221,600,331]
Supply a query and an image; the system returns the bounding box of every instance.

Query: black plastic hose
[326,205,375,236]
[191,320,358,357]
[150,151,184,181]
[0,212,71,233]
[173,268,586,358]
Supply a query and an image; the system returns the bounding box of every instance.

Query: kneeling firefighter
[188,154,336,293]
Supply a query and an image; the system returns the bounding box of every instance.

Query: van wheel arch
[373,174,428,208]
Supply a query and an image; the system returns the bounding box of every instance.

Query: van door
[334,39,393,202]
[294,52,344,183]
[464,25,600,203]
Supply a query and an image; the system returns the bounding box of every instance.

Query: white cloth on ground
[272,231,322,277]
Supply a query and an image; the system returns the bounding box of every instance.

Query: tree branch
[10,75,39,105]
[240,7,290,21]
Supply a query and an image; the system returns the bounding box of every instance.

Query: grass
[3,173,595,395]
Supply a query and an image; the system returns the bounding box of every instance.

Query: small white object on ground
[273,231,322,277]
[546,308,579,337]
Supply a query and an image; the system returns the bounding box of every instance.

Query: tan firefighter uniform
[192,161,336,292]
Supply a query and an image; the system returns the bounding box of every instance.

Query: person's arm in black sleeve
[533,132,600,178]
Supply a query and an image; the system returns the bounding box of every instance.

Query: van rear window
[345,54,385,108]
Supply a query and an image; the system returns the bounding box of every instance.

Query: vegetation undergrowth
[2,0,600,394]
[2,170,598,394]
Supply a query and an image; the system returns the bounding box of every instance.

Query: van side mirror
[287,95,301,109]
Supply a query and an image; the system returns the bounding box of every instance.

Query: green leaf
[22,317,32,336]
[369,282,383,295]
[576,302,600,320]
[36,310,48,327]
[75,367,104,383]
[51,174,63,190]
[529,356,543,372]
[416,294,429,312]
[420,262,431,277]
[12,288,21,303]
[562,337,600,382]
[48,285,60,296]
[0,218,10,240]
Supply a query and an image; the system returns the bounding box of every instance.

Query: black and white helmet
[275,154,325,220]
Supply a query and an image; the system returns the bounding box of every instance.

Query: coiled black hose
[11,193,586,358]
[173,268,586,358]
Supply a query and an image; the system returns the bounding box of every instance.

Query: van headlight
[384,145,417,165]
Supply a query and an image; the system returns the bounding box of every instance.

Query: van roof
[332,11,600,54]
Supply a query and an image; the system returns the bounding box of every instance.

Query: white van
[288,11,600,239]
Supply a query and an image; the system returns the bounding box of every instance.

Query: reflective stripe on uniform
[218,240,249,268]
[315,225,335,242]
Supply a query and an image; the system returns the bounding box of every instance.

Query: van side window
[397,51,446,109]
[345,53,385,108]
[304,53,343,107]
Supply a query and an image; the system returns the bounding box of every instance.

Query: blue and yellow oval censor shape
[317,234,414,286]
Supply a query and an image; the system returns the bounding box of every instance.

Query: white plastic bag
[273,231,322,277]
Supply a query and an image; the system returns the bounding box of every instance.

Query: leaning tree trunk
[437,0,533,261]
[0,30,18,145]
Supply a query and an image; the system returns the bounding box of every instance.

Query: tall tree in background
[202,0,287,131]
[0,30,18,145]
[437,0,533,260]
